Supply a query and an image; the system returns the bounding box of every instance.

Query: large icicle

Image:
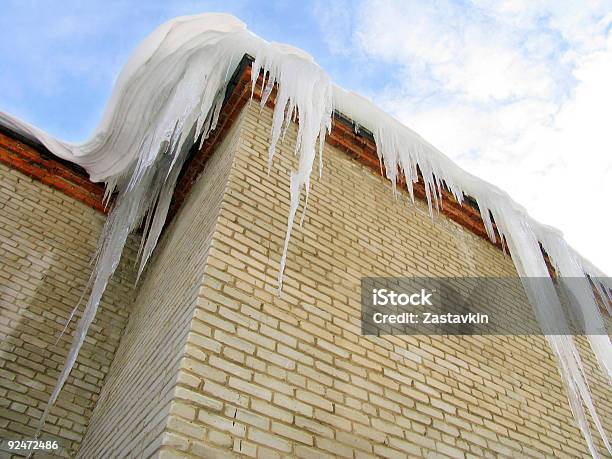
[493,207,611,458]
[8,13,262,436]
[0,13,610,456]
[250,41,333,292]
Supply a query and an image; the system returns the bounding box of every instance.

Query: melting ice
[1,13,610,457]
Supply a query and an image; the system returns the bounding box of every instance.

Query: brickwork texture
[0,161,136,457]
[153,103,611,458]
[0,100,610,459]
[77,116,244,458]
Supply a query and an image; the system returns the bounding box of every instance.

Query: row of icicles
[3,13,607,457]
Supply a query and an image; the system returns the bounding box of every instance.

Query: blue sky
[0,0,391,141]
[2,0,611,272]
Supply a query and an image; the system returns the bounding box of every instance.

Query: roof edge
[168,55,505,251]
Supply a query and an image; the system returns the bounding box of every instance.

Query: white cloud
[313,0,355,55]
[348,0,612,272]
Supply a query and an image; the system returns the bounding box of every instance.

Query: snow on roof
[1,13,609,455]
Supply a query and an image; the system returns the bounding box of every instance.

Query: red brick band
[0,132,106,213]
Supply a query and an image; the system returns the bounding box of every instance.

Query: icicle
[332,84,611,457]
[20,13,257,434]
[536,229,612,384]
[250,40,332,290]
[491,207,611,457]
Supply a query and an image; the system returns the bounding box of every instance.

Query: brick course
[0,133,105,213]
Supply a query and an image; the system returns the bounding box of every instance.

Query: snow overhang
[167,54,505,250]
[0,53,506,251]
[0,53,601,276]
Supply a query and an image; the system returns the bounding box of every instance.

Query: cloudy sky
[1,0,611,273]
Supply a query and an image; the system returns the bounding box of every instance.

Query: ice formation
[1,13,610,456]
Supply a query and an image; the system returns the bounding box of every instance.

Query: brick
[373,444,405,459]
[197,411,246,436]
[316,437,354,458]
[295,445,335,459]
[166,416,207,440]
[353,424,387,443]
[296,390,333,412]
[174,387,223,411]
[271,421,313,445]
[209,355,253,379]
[294,416,334,438]
[228,406,270,430]
[387,436,422,456]
[252,373,294,396]
[215,330,256,354]
[161,432,190,451]
[313,409,352,431]
[273,393,313,417]
[334,404,369,425]
[436,441,465,458]
[234,438,257,457]
[371,418,403,437]
[188,331,222,353]
[248,428,291,452]
[256,348,296,370]
[260,324,297,347]
[404,430,437,450]
[252,399,293,423]
[203,380,245,405]
[228,377,272,401]
[181,358,226,383]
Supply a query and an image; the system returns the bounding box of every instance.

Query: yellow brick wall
[76,115,245,458]
[0,163,137,457]
[158,102,611,458]
[2,98,609,459]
